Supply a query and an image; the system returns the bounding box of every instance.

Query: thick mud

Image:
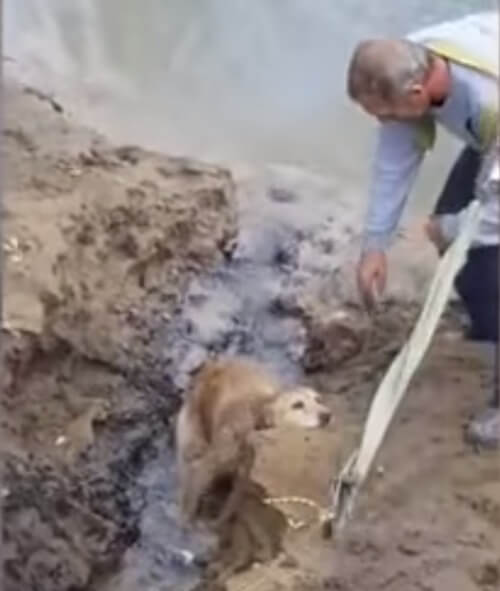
[2,76,500,591]
[2,78,237,591]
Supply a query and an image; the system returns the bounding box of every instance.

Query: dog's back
[175,357,279,522]
[183,357,279,443]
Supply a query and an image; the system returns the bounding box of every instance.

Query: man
[346,12,499,447]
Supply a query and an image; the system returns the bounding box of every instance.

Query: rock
[470,561,500,587]
[268,186,298,203]
[302,310,367,373]
[279,554,299,569]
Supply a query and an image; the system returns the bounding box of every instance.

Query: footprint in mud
[456,485,500,529]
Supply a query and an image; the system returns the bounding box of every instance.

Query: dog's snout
[319,411,331,426]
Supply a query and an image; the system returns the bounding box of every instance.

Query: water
[157,165,360,391]
[99,445,217,591]
[4,0,494,185]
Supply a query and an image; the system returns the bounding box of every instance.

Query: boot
[465,406,500,449]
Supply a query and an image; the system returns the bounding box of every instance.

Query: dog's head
[269,387,332,429]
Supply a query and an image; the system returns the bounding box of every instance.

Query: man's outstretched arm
[358,120,426,308]
[362,120,426,252]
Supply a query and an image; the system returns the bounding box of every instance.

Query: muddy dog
[200,479,289,584]
[175,356,332,530]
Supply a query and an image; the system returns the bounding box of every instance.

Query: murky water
[4,1,494,184]
[98,443,215,591]
[160,165,359,389]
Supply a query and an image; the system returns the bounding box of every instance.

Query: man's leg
[457,246,500,449]
[432,147,500,448]
[433,147,481,215]
[427,147,482,255]
[430,147,483,334]
[455,246,499,343]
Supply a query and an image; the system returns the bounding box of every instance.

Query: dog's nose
[319,411,331,426]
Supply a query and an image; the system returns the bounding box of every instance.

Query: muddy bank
[2,78,238,590]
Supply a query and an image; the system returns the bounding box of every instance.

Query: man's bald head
[347,39,432,102]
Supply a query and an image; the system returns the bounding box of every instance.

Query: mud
[2,78,236,591]
[3,72,500,591]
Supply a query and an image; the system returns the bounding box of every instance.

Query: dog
[203,480,288,583]
[175,356,332,530]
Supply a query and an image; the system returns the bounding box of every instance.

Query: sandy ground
[225,332,500,591]
[2,77,499,591]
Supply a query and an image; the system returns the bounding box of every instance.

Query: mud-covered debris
[3,127,37,152]
[59,399,111,463]
[321,575,353,589]
[269,292,305,318]
[79,147,119,168]
[3,236,20,252]
[302,311,366,373]
[268,186,299,203]
[3,455,141,591]
[156,156,225,178]
[471,561,500,587]
[397,541,422,557]
[169,547,197,567]
[279,553,299,569]
[115,145,142,165]
[23,86,64,113]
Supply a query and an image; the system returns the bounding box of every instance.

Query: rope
[263,496,334,530]
[331,196,483,534]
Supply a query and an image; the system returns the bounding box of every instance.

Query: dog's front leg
[213,442,255,529]
[179,456,216,524]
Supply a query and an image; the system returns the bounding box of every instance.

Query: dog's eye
[292,401,304,410]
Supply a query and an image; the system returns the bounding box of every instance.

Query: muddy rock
[4,78,237,367]
[302,308,367,373]
[1,328,179,591]
[3,455,134,591]
[471,561,500,588]
[38,147,236,375]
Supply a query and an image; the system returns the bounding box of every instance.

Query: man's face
[357,85,431,122]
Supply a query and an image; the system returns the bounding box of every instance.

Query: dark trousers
[434,147,499,344]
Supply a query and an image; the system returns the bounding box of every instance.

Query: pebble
[169,547,197,568]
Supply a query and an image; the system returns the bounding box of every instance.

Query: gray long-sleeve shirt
[363,59,498,252]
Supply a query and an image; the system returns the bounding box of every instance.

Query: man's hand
[424,216,450,255]
[357,250,387,311]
